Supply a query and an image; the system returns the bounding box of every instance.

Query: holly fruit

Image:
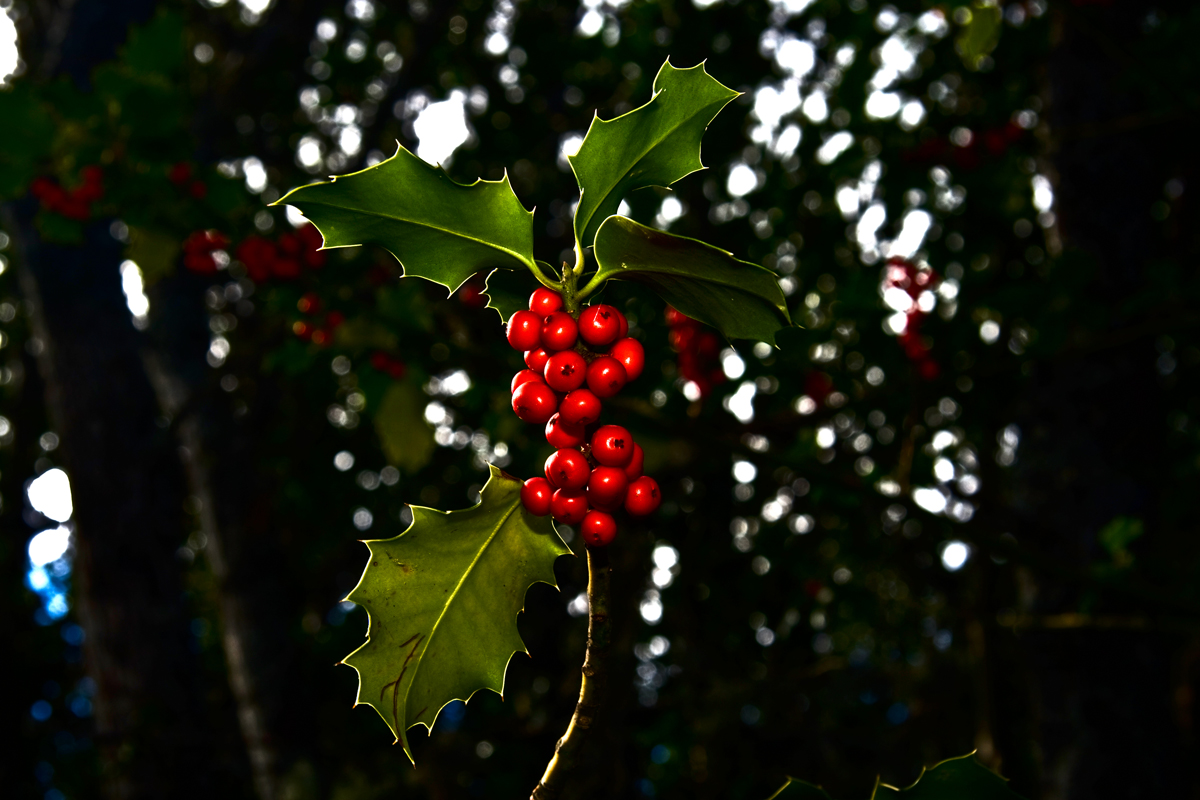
[521,478,554,517]
[541,311,579,352]
[544,448,590,491]
[559,389,601,426]
[511,369,543,394]
[586,466,629,510]
[625,476,662,516]
[591,425,634,468]
[580,510,617,547]
[586,356,628,398]
[550,489,589,525]
[545,413,586,449]
[579,304,624,347]
[609,337,645,381]
[544,350,587,393]
[623,443,645,480]
[507,309,543,351]
[525,348,551,373]
[512,381,558,424]
[530,287,564,316]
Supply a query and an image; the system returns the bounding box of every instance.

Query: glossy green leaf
[274,145,537,295]
[766,754,1026,800]
[569,59,739,249]
[591,216,792,344]
[342,465,572,762]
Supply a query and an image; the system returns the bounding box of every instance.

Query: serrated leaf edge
[273,143,538,291]
[568,58,740,248]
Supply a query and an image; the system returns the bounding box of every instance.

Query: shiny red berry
[587,466,629,509]
[580,510,617,547]
[609,337,645,381]
[545,413,587,449]
[586,357,627,398]
[545,448,590,490]
[559,389,601,426]
[579,304,622,347]
[625,476,661,516]
[512,381,558,424]
[544,350,587,393]
[617,311,629,338]
[525,348,551,372]
[551,489,589,525]
[530,287,564,315]
[591,425,634,468]
[521,478,553,516]
[541,312,578,351]
[507,310,542,351]
[623,443,645,480]
[511,369,543,394]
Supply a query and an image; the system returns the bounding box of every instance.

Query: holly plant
[276,58,795,795]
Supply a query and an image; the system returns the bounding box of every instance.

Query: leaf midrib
[402,498,520,723]
[300,199,535,271]
[575,90,715,241]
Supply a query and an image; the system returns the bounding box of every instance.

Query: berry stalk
[530,546,611,800]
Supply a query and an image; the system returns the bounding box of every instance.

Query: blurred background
[3,0,1199,798]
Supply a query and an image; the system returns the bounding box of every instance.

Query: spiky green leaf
[342,465,572,762]
[591,215,792,344]
[766,754,1027,800]
[274,145,537,294]
[569,59,739,249]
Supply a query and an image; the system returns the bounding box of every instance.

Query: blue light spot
[439,700,466,732]
[61,623,84,645]
[27,566,50,591]
[650,744,670,764]
[30,700,52,721]
[860,690,878,705]
[46,593,68,619]
[45,789,65,800]
[887,702,909,725]
[740,704,761,725]
[69,695,93,718]
[34,761,53,783]
[638,778,656,796]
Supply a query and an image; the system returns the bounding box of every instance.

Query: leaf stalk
[530,546,611,800]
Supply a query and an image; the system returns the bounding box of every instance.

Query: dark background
[3,0,1199,798]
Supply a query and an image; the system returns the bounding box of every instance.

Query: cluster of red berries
[235,224,326,282]
[167,162,210,200]
[901,121,1024,171]
[183,230,230,274]
[885,257,941,381]
[292,291,345,346]
[507,287,660,547]
[666,306,724,399]
[370,350,408,379]
[30,166,105,221]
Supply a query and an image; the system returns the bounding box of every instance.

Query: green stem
[530,547,611,800]
[574,270,604,303]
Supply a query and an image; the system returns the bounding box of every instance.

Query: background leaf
[373,383,436,474]
[342,465,572,762]
[766,755,1025,800]
[592,215,792,344]
[569,59,738,249]
[275,145,537,294]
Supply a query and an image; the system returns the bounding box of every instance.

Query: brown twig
[530,547,612,800]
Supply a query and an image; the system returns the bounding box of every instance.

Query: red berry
[587,466,629,509]
[168,162,193,185]
[591,425,634,468]
[544,350,587,393]
[189,180,209,199]
[586,357,627,398]
[551,489,589,525]
[609,337,645,381]
[696,332,721,359]
[545,448,590,490]
[512,381,558,424]
[669,327,695,352]
[665,307,691,327]
[545,413,586,449]
[297,292,322,314]
[525,348,551,372]
[580,510,617,547]
[530,287,564,315]
[559,389,601,426]
[623,444,645,480]
[617,310,629,338]
[541,311,578,352]
[521,478,553,516]
[80,165,103,185]
[511,369,543,394]
[507,310,543,351]
[625,476,662,516]
[579,304,622,347]
[325,311,345,329]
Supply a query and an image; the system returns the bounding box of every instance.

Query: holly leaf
[569,59,739,250]
[591,216,792,345]
[482,261,556,323]
[342,465,573,762]
[273,145,537,295]
[765,754,1026,800]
